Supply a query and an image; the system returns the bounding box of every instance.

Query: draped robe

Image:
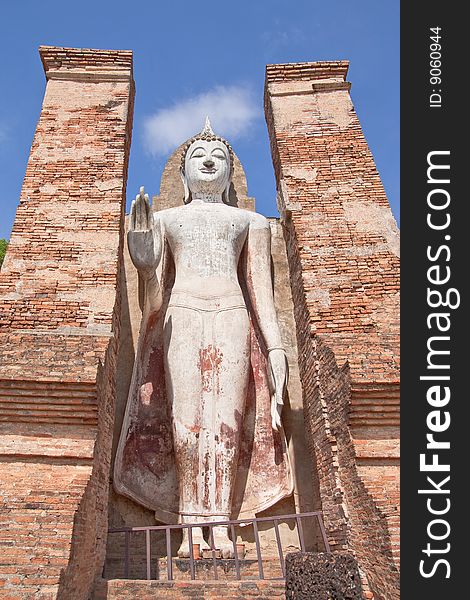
[114,241,293,523]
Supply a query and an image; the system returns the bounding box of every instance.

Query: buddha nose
[203,157,215,168]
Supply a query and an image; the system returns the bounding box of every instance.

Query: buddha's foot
[177,526,209,558]
[211,525,235,559]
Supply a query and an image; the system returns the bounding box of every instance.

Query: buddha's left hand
[268,348,288,431]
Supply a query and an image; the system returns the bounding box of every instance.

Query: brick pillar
[0,46,134,599]
[265,62,400,599]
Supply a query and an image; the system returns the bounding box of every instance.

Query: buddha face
[183,139,231,196]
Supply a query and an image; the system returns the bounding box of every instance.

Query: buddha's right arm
[128,188,163,315]
[139,271,162,315]
[142,212,163,315]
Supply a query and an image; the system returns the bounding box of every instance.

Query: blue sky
[0,0,399,240]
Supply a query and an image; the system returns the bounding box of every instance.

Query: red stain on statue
[197,345,223,392]
[142,312,159,348]
[139,346,165,406]
[147,346,164,386]
[250,342,266,383]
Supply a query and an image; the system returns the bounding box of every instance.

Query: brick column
[265,62,400,599]
[0,46,134,599]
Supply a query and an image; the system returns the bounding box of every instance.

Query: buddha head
[181,117,234,203]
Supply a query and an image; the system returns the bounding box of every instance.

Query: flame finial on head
[201,116,215,136]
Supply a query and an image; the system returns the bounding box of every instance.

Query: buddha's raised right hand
[128,186,162,279]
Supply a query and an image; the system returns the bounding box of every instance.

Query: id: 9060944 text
[429,27,442,109]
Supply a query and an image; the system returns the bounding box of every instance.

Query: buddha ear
[180,166,190,204]
[223,180,231,205]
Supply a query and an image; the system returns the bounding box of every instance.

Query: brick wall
[307,339,399,600]
[0,46,134,599]
[93,579,285,600]
[264,61,400,600]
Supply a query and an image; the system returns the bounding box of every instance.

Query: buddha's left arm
[244,215,283,350]
[244,214,288,430]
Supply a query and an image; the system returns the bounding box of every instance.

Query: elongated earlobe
[223,181,231,205]
[180,167,190,204]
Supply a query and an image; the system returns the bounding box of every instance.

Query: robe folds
[114,244,293,523]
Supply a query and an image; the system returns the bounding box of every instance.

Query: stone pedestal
[285,552,363,599]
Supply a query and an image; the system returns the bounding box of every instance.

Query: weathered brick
[93,578,286,600]
[0,45,134,600]
[264,61,400,600]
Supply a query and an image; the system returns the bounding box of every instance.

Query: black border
[401,3,466,597]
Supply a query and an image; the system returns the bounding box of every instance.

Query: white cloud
[261,24,307,48]
[143,85,260,156]
[259,24,310,59]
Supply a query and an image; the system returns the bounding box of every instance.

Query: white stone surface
[117,124,291,557]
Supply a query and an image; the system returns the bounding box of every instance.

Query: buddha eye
[212,152,226,160]
[189,146,206,159]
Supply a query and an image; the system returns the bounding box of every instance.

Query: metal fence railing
[107,511,330,581]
